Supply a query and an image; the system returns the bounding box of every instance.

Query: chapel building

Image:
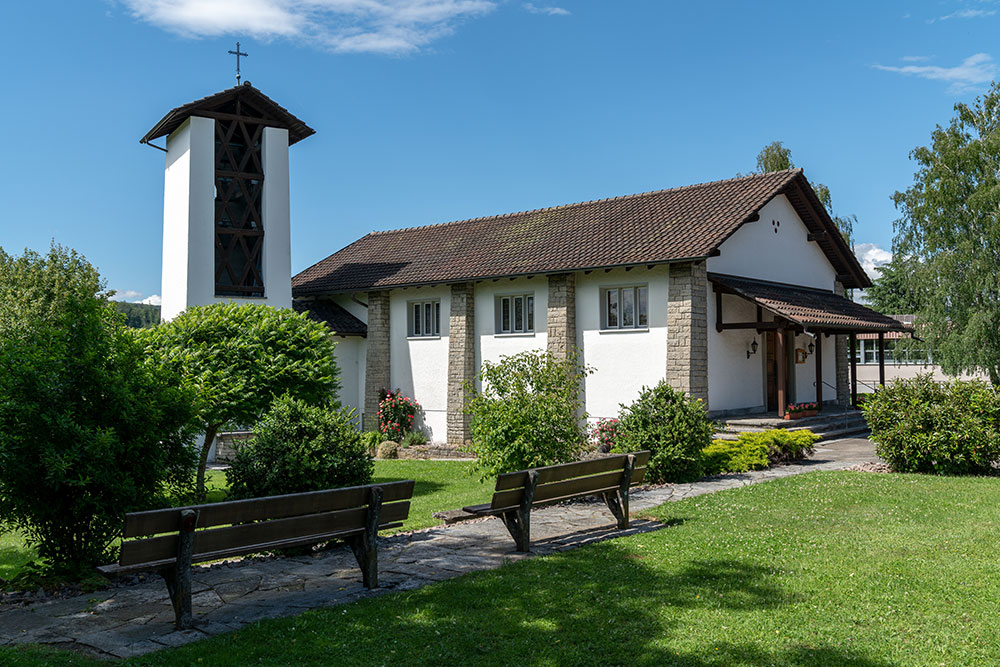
[146,84,905,446]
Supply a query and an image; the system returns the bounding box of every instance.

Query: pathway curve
[0,438,878,659]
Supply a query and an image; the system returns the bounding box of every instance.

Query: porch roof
[709,273,909,334]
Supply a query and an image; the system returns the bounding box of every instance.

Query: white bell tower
[142,82,315,321]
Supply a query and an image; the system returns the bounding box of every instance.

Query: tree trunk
[195,425,219,500]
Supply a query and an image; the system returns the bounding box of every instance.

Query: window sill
[599,327,649,334]
[494,332,536,338]
[407,335,442,341]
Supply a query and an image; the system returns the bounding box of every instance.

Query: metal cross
[228,42,248,85]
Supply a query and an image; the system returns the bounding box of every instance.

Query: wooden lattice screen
[214,98,266,297]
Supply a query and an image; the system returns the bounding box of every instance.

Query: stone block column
[447,283,475,446]
[363,290,391,431]
[666,261,709,406]
[546,273,577,358]
[834,281,850,406]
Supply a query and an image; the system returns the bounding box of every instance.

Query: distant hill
[114,301,161,328]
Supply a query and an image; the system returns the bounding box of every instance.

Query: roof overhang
[710,273,908,334]
[141,83,315,146]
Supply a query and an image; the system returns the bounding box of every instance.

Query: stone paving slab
[0,438,878,659]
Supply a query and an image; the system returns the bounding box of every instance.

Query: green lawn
[6,471,1000,665]
[0,462,488,582]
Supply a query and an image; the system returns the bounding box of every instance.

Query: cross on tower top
[227,42,248,85]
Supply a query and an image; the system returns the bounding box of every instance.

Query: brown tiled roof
[293,300,367,337]
[141,83,315,146]
[710,273,909,333]
[293,169,869,295]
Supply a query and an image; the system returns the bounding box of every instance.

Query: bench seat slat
[494,451,651,491]
[489,467,645,511]
[100,522,406,576]
[120,500,410,567]
[124,480,415,538]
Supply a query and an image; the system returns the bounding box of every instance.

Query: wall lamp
[747,337,759,359]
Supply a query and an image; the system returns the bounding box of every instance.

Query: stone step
[715,413,869,442]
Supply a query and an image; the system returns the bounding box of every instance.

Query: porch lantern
[747,337,759,359]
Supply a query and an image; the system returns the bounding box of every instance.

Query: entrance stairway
[714,408,868,442]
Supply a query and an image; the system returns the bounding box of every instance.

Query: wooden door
[765,332,777,411]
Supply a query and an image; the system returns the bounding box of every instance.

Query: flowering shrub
[378,390,420,439]
[592,418,619,453]
[787,402,818,413]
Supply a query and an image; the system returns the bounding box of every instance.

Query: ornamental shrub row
[701,429,819,475]
[863,375,1000,475]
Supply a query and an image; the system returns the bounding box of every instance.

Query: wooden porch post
[849,332,858,408]
[776,327,787,417]
[814,333,823,411]
[878,332,886,387]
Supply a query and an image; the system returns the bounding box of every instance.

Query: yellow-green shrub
[701,429,819,474]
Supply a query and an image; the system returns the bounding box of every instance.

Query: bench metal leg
[501,470,538,552]
[349,486,383,589]
[164,509,198,631]
[602,454,635,530]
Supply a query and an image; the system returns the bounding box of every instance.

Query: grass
[5,471,1000,665]
[0,462,488,582]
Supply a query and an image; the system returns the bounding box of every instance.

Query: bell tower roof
[140,82,315,146]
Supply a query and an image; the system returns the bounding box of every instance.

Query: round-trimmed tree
[139,302,341,497]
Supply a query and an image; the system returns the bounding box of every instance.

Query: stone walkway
[0,438,878,659]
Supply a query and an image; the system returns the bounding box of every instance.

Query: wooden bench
[98,480,414,630]
[463,451,651,552]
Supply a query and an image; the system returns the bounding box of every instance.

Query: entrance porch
[709,273,910,417]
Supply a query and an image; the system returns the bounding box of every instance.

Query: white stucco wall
[475,276,548,377]
[577,266,670,420]
[160,117,293,321]
[332,336,363,419]
[161,117,214,321]
[261,127,292,309]
[705,194,840,413]
[707,293,766,412]
[390,287,450,442]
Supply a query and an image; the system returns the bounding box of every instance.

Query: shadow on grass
[155,539,894,667]
[372,475,447,499]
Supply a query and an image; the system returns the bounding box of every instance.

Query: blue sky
[1,1,997,303]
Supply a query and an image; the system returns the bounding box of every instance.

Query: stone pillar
[363,290,391,431]
[666,261,709,406]
[833,281,850,406]
[546,273,577,358]
[447,283,475,446]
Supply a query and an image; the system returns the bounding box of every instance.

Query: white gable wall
[706,194,839,413]
[577,266,670,421]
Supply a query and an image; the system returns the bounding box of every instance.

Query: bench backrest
[489,451,651,511]
[118,480,414,569]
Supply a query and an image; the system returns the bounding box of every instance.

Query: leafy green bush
[701,440,746,475]
[701,429,819,475]
[614,382,713,483]
[466,349,591,480]
[401,431,428,448]
[359,430,382,455]
[0,245,197,576]
[863,375,1000,475]
[226,395,373,500]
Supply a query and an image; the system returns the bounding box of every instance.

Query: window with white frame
[601,285,648,330]
[408,300,441,337]
[495,294,534,334]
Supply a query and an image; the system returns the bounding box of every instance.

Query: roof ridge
[367,169,801,237]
